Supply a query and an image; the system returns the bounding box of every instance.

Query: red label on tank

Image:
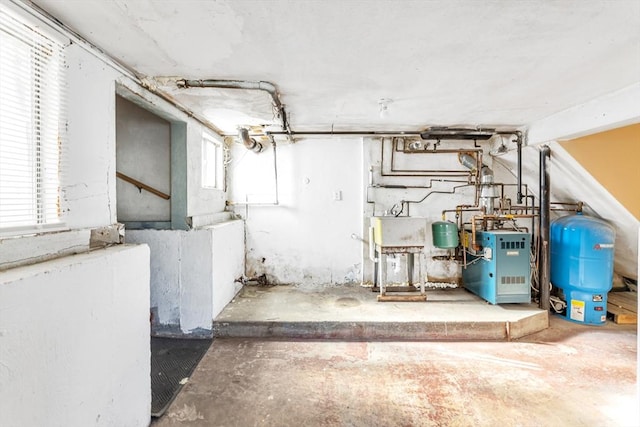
[593,243,614,250]
[594,306,603,311]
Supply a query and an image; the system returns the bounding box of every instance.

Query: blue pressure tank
[550,213,615,325]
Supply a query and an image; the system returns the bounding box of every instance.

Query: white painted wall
[129,230,182,327]
[229,138,362,285]
[179,230,214,332]
[128,220,244,334]
[116,95,171,222]
[0,245,151,427]
[210,220,245,317]
[63,43,121,229]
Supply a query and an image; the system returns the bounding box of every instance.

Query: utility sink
[370,216,428,247]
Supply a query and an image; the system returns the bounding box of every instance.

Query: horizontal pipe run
[373,180,469,190]
[382,171,473,176]
[441,207,482,220]
[252,129,520,138]
[266,131,423,137]
[400,184,475,204]
[384,138,479,177]
[469,213,538,249]
[366,178,472,205]
[179,79,277,93]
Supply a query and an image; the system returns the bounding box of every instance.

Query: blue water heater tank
[550,213,615,325]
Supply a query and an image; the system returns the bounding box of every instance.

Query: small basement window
[0,6,66,235]
[202,132,223,190]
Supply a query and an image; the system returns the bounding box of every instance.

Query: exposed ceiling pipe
[264,129,518,138]
[264,130,422,137]
[421,127,495,141]
[176,79,293,142]
[238,128,263,153]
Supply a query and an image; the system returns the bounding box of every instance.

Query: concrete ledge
[213,285,549,341]
[214,312,548,341]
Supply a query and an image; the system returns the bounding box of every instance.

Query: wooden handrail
[116,171,171,200]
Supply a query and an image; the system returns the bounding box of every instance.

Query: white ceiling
[33,0,640,133]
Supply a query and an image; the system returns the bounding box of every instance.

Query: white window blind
[0,6,66,234]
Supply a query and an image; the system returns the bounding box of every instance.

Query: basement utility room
[0,1,637,426]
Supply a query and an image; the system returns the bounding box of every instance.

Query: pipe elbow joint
[238,128,264,153]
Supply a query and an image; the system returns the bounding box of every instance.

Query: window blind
[0,6,66,234]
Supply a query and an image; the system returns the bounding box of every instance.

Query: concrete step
[213,285,549,341]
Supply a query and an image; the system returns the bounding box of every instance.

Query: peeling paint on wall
[231,139,362,286]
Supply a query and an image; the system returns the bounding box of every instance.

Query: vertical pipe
[369,226,378,287]
[271,138,279,205]
[516,132,523,204]
[407,253,414,286]
[379,253,387,295]
[539,145,551,311]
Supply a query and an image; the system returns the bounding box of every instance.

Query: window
[202,132,224,190]
[0,6,66,234]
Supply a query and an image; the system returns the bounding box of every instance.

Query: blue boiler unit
[462,230,531,304]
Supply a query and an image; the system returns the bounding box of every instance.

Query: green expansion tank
[432,221,459,248]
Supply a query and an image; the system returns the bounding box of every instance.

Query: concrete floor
[214,285,548,340]
[154,317,638,427]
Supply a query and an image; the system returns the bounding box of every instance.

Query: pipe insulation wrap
[458,153,477,171]
[458,152,494,182]
[179,79,278,96]
[238,128,263,153]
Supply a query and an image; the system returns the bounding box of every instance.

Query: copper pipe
[469,213,538,249]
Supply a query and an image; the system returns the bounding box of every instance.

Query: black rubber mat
[151,337,212,417]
